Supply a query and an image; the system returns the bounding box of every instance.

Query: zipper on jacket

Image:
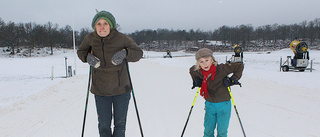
[101,38,107,66]
[117,70,120,86]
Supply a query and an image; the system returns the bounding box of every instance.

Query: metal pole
[65,57,68,78]
[228,87,246,137]
[181,87,200,137]
[125,59,144,137]
[72,10,77,76]
[81,67,92,137]
[310,59,313,72]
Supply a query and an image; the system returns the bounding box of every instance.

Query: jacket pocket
[92,68,120,95]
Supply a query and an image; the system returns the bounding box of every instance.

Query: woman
[77,10,143,137]
[189,48,244,137]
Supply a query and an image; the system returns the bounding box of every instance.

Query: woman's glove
[191,77,203,89]
[87,53,100,68]
[112,49,127,65]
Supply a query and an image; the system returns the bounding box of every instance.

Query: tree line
[130,18,320,49]
[0,17,92,56]
[1,17,320,56]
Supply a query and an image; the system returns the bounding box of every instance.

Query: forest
[1,17,320,56]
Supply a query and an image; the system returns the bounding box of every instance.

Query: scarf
[200,65,216,98]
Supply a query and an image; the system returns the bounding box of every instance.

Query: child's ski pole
[181,87,200,137]
[228,86,246,137]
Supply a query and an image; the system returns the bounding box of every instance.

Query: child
[189,48,244,137]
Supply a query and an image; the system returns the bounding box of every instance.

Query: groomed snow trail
[1,49,319,137]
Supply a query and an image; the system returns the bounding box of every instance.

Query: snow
[0,48,319,137]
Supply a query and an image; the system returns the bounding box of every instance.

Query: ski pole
[81,66,92,137]
[125,59,144,137]
[228,87,246,137]
[181,87,200,137]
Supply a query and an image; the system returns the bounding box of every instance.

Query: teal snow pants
[203,100,231,137]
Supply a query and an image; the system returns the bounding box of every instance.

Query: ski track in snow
[0,49,319,137]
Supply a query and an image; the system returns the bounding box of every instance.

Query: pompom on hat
[92,10,116,30]
[195,48,213,60]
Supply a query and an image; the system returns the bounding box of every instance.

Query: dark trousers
[95,92,131,137]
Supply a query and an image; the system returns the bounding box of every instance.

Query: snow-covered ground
[0,48,319,137]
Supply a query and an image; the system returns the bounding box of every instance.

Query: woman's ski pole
[181,87,200,137]
[228,87,246,137]
[125,59,144,137]
[81,66,92,137]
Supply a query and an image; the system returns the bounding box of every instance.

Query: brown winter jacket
[77,29,143,96]
[189,63,244,103]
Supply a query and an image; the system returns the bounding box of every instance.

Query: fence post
[51,66,54,80]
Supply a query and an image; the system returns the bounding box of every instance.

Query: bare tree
[45,22,58,55]
[3,22,19,54]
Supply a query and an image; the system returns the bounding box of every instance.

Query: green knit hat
[92,11,116,30]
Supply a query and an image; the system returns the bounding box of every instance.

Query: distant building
[197,40,231,46]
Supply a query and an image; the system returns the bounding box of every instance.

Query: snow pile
[0,49,319,137]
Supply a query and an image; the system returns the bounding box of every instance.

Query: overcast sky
[1,0,320,33]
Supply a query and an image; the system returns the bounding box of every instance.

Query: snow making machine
[163,49,172,58]
[226,44,243,63]
[280,39,314,72]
